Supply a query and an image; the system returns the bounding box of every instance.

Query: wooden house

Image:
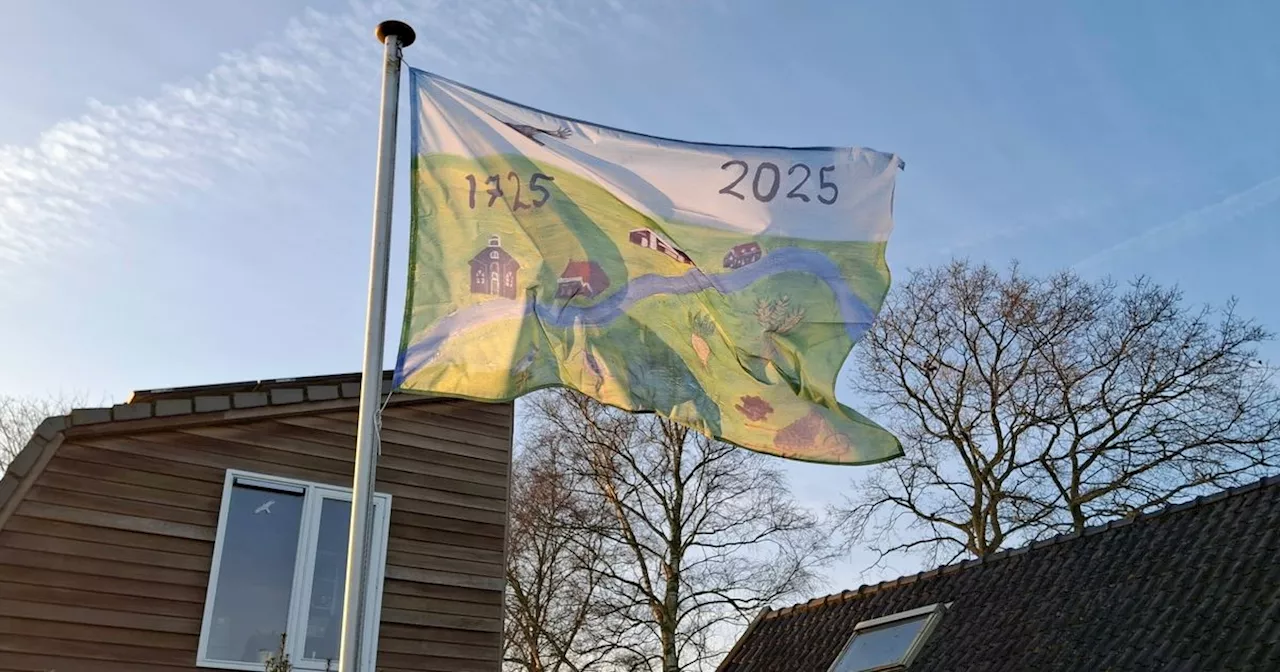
[555,261,610,299]
[0,372,512,672]
[470,234,520,300]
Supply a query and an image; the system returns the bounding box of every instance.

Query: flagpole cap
[375,20,416,47]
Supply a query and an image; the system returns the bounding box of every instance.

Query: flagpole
[339,19,415,672]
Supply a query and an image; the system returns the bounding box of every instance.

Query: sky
[3,0,1279,594]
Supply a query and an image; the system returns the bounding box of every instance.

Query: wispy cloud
[0,0,656,273]
[1073,173,1280,270]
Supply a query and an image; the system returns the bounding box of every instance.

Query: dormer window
[828,603,947,672]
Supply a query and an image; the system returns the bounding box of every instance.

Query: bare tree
[527,389,834,672]
[1,393,89,473]
[840,261,1280,565]
[504,438,613,672]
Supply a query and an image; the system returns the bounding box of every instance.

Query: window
[197,470,392,671]
[828,603,947,672]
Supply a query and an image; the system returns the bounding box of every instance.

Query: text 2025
[718,160,838,205]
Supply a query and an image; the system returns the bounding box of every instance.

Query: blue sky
[3,0,1279,589]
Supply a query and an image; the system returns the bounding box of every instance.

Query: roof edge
[0,370,499,519]
[127,369,395,403]
[769,472,1280,619]
[715,606,772,672]
[0,432,65,532]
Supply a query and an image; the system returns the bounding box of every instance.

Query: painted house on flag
[469,234,520,300]
[723,242,764,269]
[556,261,610,299]
[629,227,693,264]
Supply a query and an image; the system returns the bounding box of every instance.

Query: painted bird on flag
[503,121,572,146]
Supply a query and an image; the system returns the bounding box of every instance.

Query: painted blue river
[394,246,877,384]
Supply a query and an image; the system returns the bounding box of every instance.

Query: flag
[393,68,903,465]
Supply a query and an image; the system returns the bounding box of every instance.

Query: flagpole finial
[375,20,416,47]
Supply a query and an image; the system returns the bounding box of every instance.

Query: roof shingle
[719,475,1280,672]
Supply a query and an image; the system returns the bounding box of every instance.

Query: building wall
[0,398,511,672]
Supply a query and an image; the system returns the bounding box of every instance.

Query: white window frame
[827,602,949,672]
[196,469,393,671]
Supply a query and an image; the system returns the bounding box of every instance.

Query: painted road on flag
[393,68,904,464]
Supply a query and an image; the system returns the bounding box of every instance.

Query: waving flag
[393,68,904,464]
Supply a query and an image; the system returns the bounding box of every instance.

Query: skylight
[828,603,947,672]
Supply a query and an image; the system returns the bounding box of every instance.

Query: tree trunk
[661,614,679,672]
[1069,502,1087,533]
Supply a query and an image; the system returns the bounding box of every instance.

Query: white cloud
[0,0,657,272]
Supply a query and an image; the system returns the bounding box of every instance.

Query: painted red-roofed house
[556,261,610,299]
[470,234,520,299]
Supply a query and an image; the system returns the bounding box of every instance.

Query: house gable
[0,372,513,671]
[469,246,519,270]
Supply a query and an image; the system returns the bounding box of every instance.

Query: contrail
[1074,173,1280,271]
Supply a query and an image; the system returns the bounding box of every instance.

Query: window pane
[302,498,354,662]
[833,616,929,672]
[206,484,305,664]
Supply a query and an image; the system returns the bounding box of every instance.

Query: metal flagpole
[338,19,415,672]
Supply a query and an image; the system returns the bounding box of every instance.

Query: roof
[471,244,518,267]
[719,475,1280,672]
[560,260,606,280]
[127,370,390,403]
[0,371,462,527]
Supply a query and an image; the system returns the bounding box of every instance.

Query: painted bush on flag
[394,69,903,464]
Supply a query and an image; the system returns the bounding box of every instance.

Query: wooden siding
[0,399,512,672]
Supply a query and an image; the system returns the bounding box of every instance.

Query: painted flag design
[394,68,904,464]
